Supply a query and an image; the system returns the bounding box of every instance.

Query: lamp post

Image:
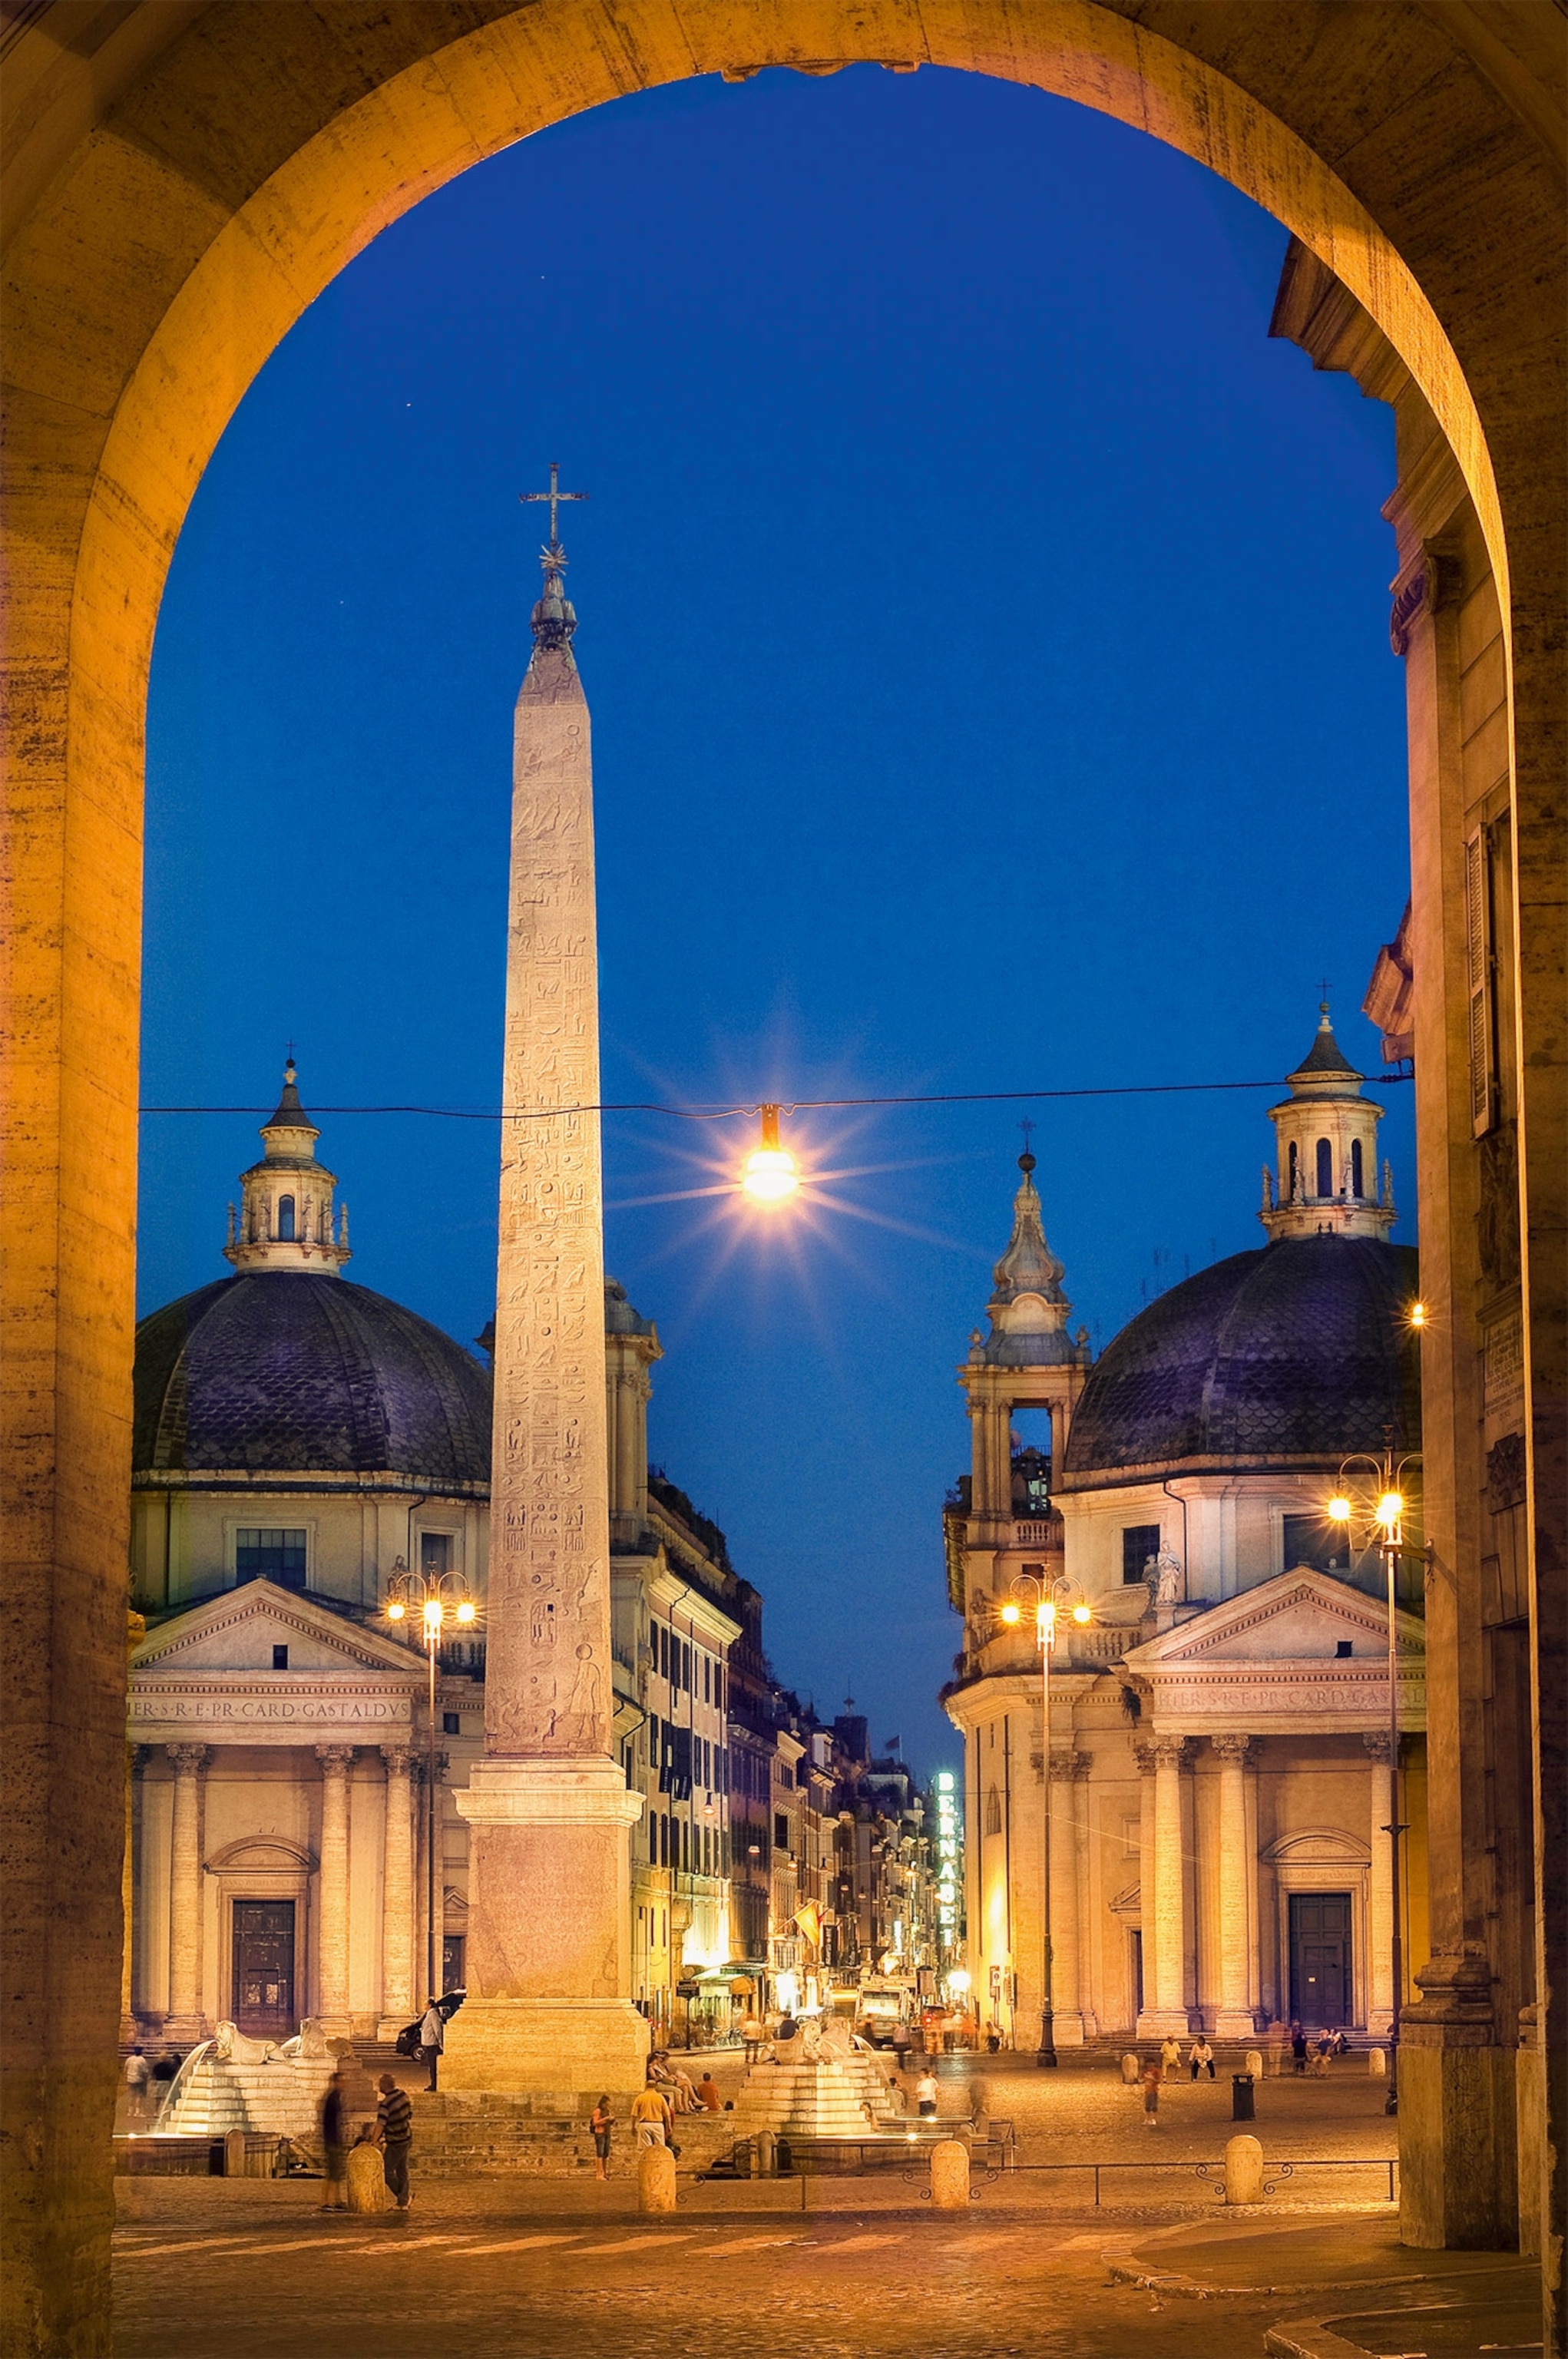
[999,1573,1092,2067]
[1327,1441,1421,2116]
[385,1560,477,2006]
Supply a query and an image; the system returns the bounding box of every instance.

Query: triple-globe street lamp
[998,1572,1093,2067]
[385,1563,477,2006]
[1325,1444,1423,2116]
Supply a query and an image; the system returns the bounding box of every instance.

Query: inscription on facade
[130,1692,412,1725]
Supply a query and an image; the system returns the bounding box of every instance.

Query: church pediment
[132,1580,424,1678]
[1123,1568,1423,1670]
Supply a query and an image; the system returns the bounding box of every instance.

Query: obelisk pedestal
[442,506,647,2102]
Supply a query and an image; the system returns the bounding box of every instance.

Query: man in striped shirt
[375,2074,415,2208]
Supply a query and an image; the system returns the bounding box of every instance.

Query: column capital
[1210,1732,1255,1765]
[1362,1729,1395,1763]
[1132,1739,1158,1775]
[1049,1746,1090,1781]
[165,1742,210,1772]
[314,1742,356,1770]
[380,1742,415,1774]
[1150,1735,1189,1770]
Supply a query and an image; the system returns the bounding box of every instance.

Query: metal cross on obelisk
[521,462,587,564]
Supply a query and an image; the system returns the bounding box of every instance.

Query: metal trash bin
[1232,2073,1256,2122]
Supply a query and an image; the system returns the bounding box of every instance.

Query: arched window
[276,1194,295,1240]
[984,1784,1002,1837]
[1287,1141,1299,1199]
[1351,1138,1365,1198]
[1315,1139,1333,1198]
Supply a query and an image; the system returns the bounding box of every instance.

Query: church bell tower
[1260,1006,1397,1242]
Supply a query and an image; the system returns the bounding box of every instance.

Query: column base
[441,1997,650,2101]
[162,2016,207,2043]
[1213,2010,1262,2040]
[1043,2010,1086,2047]
[1136,2009,1193,2040]
[1398,1953,1515,2249]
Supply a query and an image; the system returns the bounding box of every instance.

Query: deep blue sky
[141,67,1412,1775]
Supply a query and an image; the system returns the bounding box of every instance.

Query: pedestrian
[1312,2030,1332,2076]
[123,2045,151,2126]
[631,2081,672,2149]
[1188,2036,1216,2081]
[891,2021,912,2070]
[375,2072,415,2208]
[1142,2062,1162,2128]
[670,2064,697,2114]
[696,2072,723,2112]
[740,2013,764,2065]
[590,2095,614,2182]
[1159,2034,1183,2082]
[150,2049,179,2104]
[1331,2027,1351,2058]
[915,2069,939,2120]
[417,1996,445,2092]
[318,2070,349,2210]
[772,2010,799,2057]
[1290,2023,1308,2074]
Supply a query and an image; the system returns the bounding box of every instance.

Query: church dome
[1059,1236,1421,1484]
[134,1273,493,1488]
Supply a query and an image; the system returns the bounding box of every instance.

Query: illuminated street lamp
[999,1572,1092,2066]
[740,1103,799,1205]
[386,1560,478,2003]
[1327,1438,1422,2115]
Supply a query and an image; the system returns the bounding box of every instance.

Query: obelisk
[442,473,647,2100]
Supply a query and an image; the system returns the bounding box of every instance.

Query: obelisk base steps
[444,1757,648,2101]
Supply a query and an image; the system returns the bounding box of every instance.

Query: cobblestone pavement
[115,2053,1485,2359]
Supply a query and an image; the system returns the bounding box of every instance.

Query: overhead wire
[138,1070,1411,1123]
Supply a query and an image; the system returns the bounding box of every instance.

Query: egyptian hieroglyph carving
[486,641,613,1758]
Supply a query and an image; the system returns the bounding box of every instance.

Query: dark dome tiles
[1062,1238,1420,1477]
[133,1275,493,1485]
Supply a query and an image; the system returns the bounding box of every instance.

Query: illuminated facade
[944,1017,1428,2048]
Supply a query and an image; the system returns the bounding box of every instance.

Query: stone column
[379,1745,415,2030]
[1212,1735,1257,2038]
[164,1744,209,2037]
[1138,1736,1190,2036]
[121,1745,147,2042]
[1047,1749,1086,2045]
[315,1745,354,2032]
[445,550,645,2101]
[1364,1732,1395,2037]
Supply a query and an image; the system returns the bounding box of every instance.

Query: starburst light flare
[741,1103,800,1206]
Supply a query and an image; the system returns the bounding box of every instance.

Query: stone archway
[2,6,1562,2350]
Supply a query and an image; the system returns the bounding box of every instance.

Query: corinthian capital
[314,1743,356,1770]
[1361,1730,1394,1764]
[1210,1733,1254,1765]
[165,1742,210,1773]
[380,1743,415,1775]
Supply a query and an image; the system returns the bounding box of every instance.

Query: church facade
[125,1071,759,2045]
[944,1014,1430,2047]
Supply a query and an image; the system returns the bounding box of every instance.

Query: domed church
[944,1013,1430,2048]
[126,1067,494,2042]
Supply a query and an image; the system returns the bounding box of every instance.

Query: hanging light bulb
[741,1103,799,1205]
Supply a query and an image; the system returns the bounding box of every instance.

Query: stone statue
[1151,1553,1184,1605]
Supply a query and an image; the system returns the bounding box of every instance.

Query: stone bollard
[1368,2046,1386,2078]
[1245,2050,1264,2082]
[637,2142,678,2213]
[1224,2133,1265,2206]
[756,2129,777,2179]
[1120,2052,1141,2085]
[345,2141,393,2212]
[930,2140,970,2210]
[223,2129,247,2178]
